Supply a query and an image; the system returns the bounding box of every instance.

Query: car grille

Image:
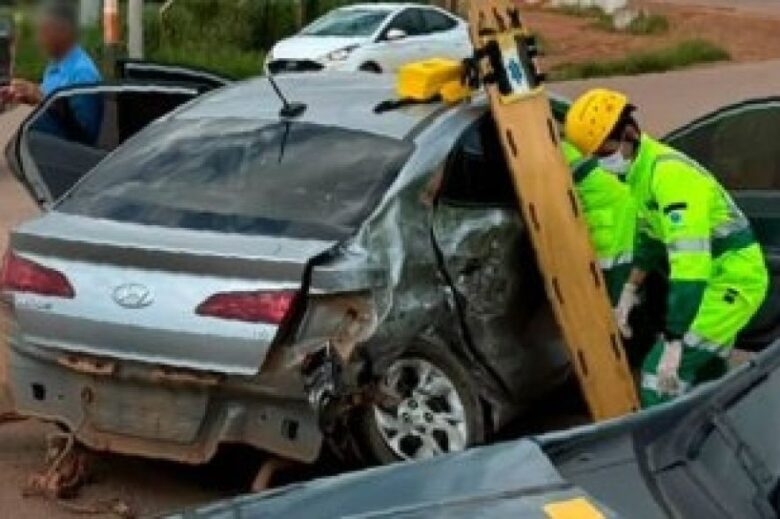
[268,60,325,74]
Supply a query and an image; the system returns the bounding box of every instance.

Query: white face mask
[598,148,632,175]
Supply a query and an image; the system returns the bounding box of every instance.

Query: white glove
[657,339,683,397]
[614,283,640,338]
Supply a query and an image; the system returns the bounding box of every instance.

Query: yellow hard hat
[565,88,630,156]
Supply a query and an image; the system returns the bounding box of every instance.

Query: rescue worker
[561,139,637,305]
[565,88,769,407]
[550,99,637,305]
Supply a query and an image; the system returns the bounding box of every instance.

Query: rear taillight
[195,290,296,324]
[0,252,75,298]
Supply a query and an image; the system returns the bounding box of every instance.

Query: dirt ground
[525,1,780,70]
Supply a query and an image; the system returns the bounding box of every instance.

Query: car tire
[361,340,486,465]
[359,62,382,74]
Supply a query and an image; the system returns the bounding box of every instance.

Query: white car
[266,3,472,74]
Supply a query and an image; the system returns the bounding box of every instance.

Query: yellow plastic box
[397,58,464,101]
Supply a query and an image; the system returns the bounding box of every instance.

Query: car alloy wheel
[372,357,468,460]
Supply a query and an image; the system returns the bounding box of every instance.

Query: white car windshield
[302,8,391,37]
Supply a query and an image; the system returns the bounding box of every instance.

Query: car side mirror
[385,28,407,41]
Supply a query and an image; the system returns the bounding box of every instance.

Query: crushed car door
[431,113,570,408]
[6,83,201,208]
[116,59,232,91]
[665,98,780,348]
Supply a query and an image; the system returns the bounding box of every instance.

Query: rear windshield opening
[58,118,413,240]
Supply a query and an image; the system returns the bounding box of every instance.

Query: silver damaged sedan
[1,64,569,466]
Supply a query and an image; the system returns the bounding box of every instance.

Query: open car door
[5,83,201,208]
[665,98,780,350]
[116,59,232,91]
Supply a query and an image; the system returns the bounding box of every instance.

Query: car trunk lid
[6,213,337,375]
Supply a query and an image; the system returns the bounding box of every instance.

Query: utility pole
[103,0,120,77]
[79,0,101,28]
[128,0,144,59]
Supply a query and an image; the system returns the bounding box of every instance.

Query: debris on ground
[21,431,136,518]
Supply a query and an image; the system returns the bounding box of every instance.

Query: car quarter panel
[305,104,481,365]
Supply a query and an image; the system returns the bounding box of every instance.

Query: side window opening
[665,101,780,190]
[21,88,197,202]
[384,8,427,38]
[422,9,458,33]
[440,114,517,208]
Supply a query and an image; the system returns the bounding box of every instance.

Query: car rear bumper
[7,332,324,464]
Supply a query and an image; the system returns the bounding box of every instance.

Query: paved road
[650,0,780,16]
[555,59,780,135]
[2,59,780,516]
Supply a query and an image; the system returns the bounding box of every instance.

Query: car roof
[337,3,419,12]
[174,71,452,141]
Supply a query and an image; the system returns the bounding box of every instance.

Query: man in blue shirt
[0,1,102,143]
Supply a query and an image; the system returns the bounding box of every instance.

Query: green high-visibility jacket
[627,134,759,336]
[562,141,637,303]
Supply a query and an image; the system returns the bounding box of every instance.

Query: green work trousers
[641,243,768,407]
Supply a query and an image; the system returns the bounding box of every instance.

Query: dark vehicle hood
[170,440,621,518]
[170,341,780,518]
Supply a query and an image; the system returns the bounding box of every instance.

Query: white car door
[372,8,433,72]
[419,8,472,61]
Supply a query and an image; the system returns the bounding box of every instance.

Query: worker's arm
[0,78,43,105]
[653,164,712,337]
[633,215,666,276]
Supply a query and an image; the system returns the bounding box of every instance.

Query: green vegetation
[624,12,669,35]
[550,39,731,81]
[6,1,722,83]
[8,0,384,81]
[555,5,669,36]
[148,44,264,80]
[552,5,606,19]
[12,11,103,80]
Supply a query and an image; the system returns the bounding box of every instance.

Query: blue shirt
[41,45,102,96]
[35,45,103,144]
